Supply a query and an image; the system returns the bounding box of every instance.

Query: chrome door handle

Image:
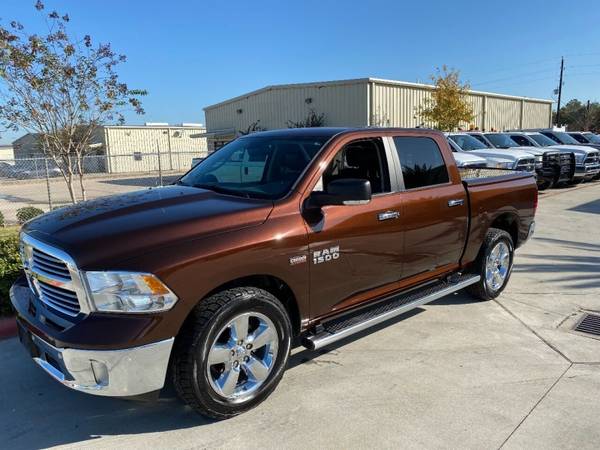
[377,210,400,221]
[447,199,464,207]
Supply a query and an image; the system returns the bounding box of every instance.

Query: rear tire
[467,228,514,301]
[172,287,292,419]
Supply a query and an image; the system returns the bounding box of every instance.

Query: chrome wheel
[485,241,510,291]
[206,312,279,402]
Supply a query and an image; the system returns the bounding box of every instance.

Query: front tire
[172,287,292,419]
[467,228,514,301]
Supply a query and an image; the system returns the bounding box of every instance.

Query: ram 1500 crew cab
[11,128,537,419]
[484,132,575,188]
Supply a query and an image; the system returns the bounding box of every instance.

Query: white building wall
[105,126,208,173]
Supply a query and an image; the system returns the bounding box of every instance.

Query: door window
[320,138,391,194]
[393,137,449,189]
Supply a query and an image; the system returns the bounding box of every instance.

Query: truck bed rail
[459,167,535,186]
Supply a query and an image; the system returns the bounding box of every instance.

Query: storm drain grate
[574,314,600,337]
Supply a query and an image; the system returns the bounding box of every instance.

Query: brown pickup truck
[11,127,537,419]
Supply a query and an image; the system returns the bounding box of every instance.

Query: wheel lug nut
[238,340,244,345]
[246,343,252,349]
[233,360,239,368]
[230,350,235,356]
[244,356,249,362]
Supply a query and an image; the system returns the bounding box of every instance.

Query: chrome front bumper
[17,322,174,397]
[574,163,600,179]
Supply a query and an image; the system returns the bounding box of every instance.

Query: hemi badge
[289,255,307,266]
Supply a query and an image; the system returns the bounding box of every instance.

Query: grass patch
[0,226,20,239]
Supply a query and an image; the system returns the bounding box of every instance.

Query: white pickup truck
[506,131,598,183]
[448,133,536,172]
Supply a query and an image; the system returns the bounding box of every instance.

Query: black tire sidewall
[191,291,291,416]
[481,232,514,299]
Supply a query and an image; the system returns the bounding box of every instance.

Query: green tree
[0,1,146,203]
[554,99,600,131]
[417,66,475,131]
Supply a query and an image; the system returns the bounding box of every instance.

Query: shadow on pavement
[0,339,210,450]
[568,198,600,215]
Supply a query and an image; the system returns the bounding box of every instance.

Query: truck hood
[452,151,488,166]
[548,144,598,156]
[469,149,535,162]
[22,186,274,268]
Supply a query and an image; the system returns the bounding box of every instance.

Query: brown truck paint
[12,128,537,353]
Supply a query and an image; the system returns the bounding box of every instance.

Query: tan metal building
[11,124,208,173]
[102,124,208,173]
[203,78,553,151]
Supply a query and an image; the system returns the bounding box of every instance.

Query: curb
[0,316,17,341]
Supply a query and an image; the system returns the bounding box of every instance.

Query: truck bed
[459,167,535,184]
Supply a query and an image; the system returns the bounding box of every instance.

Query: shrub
[16,206,44,224]
[0,211,4,228]
[0,235,21,316]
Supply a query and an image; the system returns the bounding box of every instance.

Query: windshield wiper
[191,184,251,198]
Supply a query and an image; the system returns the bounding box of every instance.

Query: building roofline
[103,125,206,130]
[203,78,371,111]
[203,77,553,111]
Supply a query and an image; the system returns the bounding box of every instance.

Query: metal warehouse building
[12,124,208,173]
[203,78,553,151]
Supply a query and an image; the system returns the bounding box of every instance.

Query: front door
[304,136,404,318]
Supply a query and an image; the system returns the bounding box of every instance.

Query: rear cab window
[393,136,449,189]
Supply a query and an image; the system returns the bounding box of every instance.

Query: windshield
[569,133,589,144]
[530,133,561,147]
[485,134,519,148]
[179,135,328,199]
[583,132,600,144]
[546,131,580,145]
[449,134,488,151]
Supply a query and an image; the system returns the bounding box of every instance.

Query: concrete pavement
[1,183,599,449]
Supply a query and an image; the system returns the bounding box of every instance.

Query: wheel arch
[489,212,519,248]
[185,274,302,337]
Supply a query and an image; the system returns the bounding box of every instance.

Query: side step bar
[302,274,480,351]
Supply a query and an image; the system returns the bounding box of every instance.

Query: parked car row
[447,129,600,190]
[0,161,62,179]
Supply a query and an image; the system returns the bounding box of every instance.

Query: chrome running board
[302,274,480,351]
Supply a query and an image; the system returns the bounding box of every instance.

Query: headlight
[85,271,178,313]
[494,161,514,169]
[535,155,543,162]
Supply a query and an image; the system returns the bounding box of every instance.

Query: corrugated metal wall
[205,78,552,135]
[205,80,369,133]
[105,127,208,173]
[522,101,553,130]
[371,80,551,131]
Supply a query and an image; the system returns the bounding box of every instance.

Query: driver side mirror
[306,178,372,208]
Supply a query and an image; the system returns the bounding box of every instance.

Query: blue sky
[1,0,599,144]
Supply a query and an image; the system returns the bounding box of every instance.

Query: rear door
[390,134,468,278]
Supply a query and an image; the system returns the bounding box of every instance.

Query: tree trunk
[66,154,77,204]
[76,155,87,201]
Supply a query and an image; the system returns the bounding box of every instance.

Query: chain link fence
[0,151,205,225]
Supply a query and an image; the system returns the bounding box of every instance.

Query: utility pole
[586,100,591,131]
[555,56,564,127]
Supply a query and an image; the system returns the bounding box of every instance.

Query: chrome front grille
[20,234,88,318]
[516,158,535,172]
[37,280,81,316]
[32,248,71,280]
[585,152,599,165]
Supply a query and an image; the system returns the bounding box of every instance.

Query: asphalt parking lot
[1,183,599,450]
